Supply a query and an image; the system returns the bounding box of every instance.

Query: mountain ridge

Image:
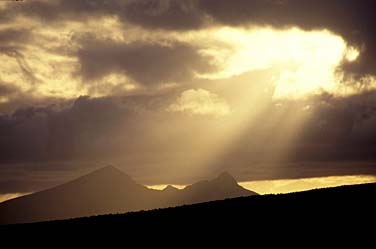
[0,166,257,225]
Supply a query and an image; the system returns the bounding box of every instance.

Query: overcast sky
[1,0,376,194]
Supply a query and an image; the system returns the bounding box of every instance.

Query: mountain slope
[0,166,256,224]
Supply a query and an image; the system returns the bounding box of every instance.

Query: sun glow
[186,27,361,99]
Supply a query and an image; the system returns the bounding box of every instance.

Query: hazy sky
[1,0,376,194]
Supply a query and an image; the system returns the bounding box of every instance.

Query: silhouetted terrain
[0,166,256,225]
[1,183,374,239]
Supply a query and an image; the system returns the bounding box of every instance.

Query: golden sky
[0,0,376,194]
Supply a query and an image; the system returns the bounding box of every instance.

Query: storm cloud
[77,39,215,86]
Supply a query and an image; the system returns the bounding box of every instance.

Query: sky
[1,0,376,195]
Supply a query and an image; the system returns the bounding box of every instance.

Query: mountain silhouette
[2,183,374,239]
[0,166,256,224]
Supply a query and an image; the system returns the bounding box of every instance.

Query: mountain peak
[214,171,237,185]
[78,165,135,185]
[92,165,126,175]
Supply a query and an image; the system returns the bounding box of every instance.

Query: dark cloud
[0,83,19,97]
[1,0,125,22]
[293,92,376,161]
[77,39,215,86]
[0,96,125,162]
[239,91,376,163]
[0,28,29,43]
[122,0,207,30]
[0,91,376,173]
[3,0,205,29]
[0,94,173,163]
[0,29,29,53]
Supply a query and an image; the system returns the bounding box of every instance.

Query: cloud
[0,94,173,163]
[11,0,370,77]
[122,0,207,30]
[2,0,206,30]
[0,83,19,98]
[77,39,216,86]
[0,28,38,85]
[0,28,29,43]
[1,0,375,98]
[292,91,376,161]
[0,82,27,109]
[0,48,39,85]
[1,0,125,23]
[8,0,369,77]
[168,89,230,117]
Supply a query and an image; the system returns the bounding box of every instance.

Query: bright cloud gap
[192,27,364,99]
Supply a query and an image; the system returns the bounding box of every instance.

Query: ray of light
[162,27,350,180]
